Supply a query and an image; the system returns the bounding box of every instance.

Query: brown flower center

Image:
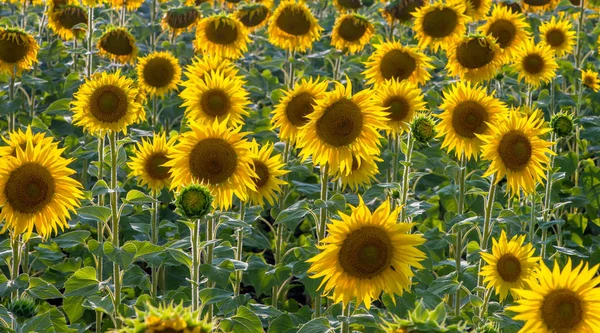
[205,19,238,45]
[238,7,269,28]
[380,49,417,81]
[252,160,269,188]
[145,153,170,180]
[496,253,522,282]
[545,29,565,48]
[451,101,489,138]
[5,163,55,214]
[422,8,458,38]
[487,19,517,48]
[143,57,175,88]
[90,85,129,123]
[99,30,134,56]
[498,130,532,171]
[285,92,315,126]
[189,138,237,185]
[541,289,583,332]
[384,97,410,122]
[337,17,367,42]
[522,54,544,75]
[201,89,231,117]
[0,33,30,63]
[338,226,393,279]
[316,99,363,147]
[276,6,311,36]
[456,38,495,69]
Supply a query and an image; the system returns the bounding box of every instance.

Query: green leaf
[124,189,156,204]
[221,306,263,333]
[53,230,91,248]
[198,288,233,305]
[269,314,297,333]
[83,295,114,315]
[200,262,234,289]
[64,266,99,297]
[21,311,53,333]
[166,248,192,267]
[103,242,136,268]
[77,206,112,223]
[44,98,71,115]
[63,296,86,323]
[275,200,310,231]
[581,165,600,210]
[0,273,28,297]
[130,240,165,260]
[27,277,63,300]
[297,318,331,333]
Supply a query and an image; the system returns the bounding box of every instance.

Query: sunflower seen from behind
[71,70,144,135]
[0,27,39,76]
[333,154,381,191]
[268,0,323,52]
[508,258,600,333]
[194,15,249,60]
[137,51,182,97]
[162,7,201,38]
[0,139,83,240]
[478,109,553,197]
[165,119,257,210]
[412,1,468,52]
[97,26,138,64]
[539,15,576,57]
[128,133,177,195]
[307,197,426,308]
[478,5,530,63]
[0,126,57,158]
[331,13,374,54]
[435,82,507,159]
[479,230,539,302]
[582,69,600,92]
[363,40,434,86]
[247,141,288,206]
[512,41,557,88]
[297,80,388,176]
[373,79,426,137]
[47,4,88,40]
[446,34,503,83]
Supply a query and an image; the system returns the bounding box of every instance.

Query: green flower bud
[176,184,213,220]
[7,297,37,320]
[411,113,436,144]
[550,111,574,138]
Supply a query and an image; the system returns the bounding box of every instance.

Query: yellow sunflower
[464,0,492,20]
[412,1,468,52]
[333,0,363,12]
[521,0,559,12]
[296,80,388,176]
[582,69,600,92]
[122,303,211,333]
[446,34,503,83]
[381,0,425,25]
[307,197,426,309]
[435,82,508,159]
[363,41,434,86]
[108,0,144,10]
[161,7,201,37]
[97,26,138,64]
[184,56,244,83]
[180,70,250,127]
[539,15,576,57]
[247,141,289,206]
[479,230,539,302]
[330,13,374,54]
[0,126,57,158]
[47,4,88,40]
[478,109,553,197]
[478,5,530,62]
[127,133,177,195]
[71,70,144,135]
[165,119,257,210]
[373,79,426,137]
[511,41,558,88]
[508,258,600,333]
[235,3,272,31]
[136,51,182,97]
[333,154,381,191]
[0,27,39,76]
[184,0,213,5]
[0,139,83,241]
[267,0,323,52]
[270,77,329,143]
[193,15,250,60]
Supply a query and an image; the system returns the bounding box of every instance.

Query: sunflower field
[1,0,600,331]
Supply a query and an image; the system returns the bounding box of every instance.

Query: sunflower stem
[234,223,244,296]
[95,134,105,333]
[574,0,586,70]
[10,234,21,301]
[273,139,292,309]
[479,287,492,320]
[151,190,160,298]
[109,131,122,327]
[574,78,584,187]
[8,67,16,132]
[205,215,216,323]
[190,221,199,311]
[454,154,467,315]
[400,133,414,221]
[86,5,94,78]
[540,133,557,259]
[388,18,395,41]
[341,304,351,333]
[529,194,536,243]
[151,0,158,51]
[152,95,159,130]
[477,173,497,298]
[314,164,329,318]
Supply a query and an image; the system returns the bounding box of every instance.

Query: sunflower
[271,77,329,144]
[363,41,434,86]
[184,0,214,5]
[193,15,249,60]
[161,7,201,37]
[235,3,272,31]
[412,1,468,52]
[478,5,530,62]
[435,82,508,159]
[511,41,558,88]
[478,108,553,197]
[333,0,363,11]
[71,70,144,135]
[382,0,425,25]
[521,0,559,12]
[307,197,425,308]
[333,154,381,191]
[47,4,88,40]
[247,141,288,206]
[446,34,503,83]
[0,27,39,76]
[0,126,57,158]
[184,56,244,83]
[0,139,83,241]
[180,70,250,127]
[165,119,257,210]
[137,51,182,97]
[297,80,388,176]
[479,230,539,302]
[121,302,211,333]
[330,13,374,54]
[507,259,600,333]
[127,133,177,195]
[373,79,426,137]
[108,0,144,11]
[97,26,138,64]
[539,15,576,57]
[582,69,600,92]
[268,0,323,52]
[464,0,492,20]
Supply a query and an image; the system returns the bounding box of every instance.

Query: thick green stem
[529,194,536,243]
[234,227,243,297]
[574,0,586,70]
[96,134,105,333]
[205,216,215,322]
[477,174,497,297]
[109,131,121,327]
[574,81,584,187]
[190,222,199,311]
[8,68,16,132]
[273,140,291,309]
[400,134,414,221]
[341,305,351,333]
[541,133,557,258]
[10,234,21,301]
[150,0,158,50]
[314,165,329,318]
[152,95,159,130]
[454,154,467,315]
[86,5,94,77]
[151,191,160,298]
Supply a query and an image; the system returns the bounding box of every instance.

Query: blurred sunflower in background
[0,27,39,76]
[446,34,503,82]
[184,0,213,5]
[47,4,88,40]
[412,1,467,52]
[521,0,559,12]
[184,56,243,83]
[109,0,144,11]
[539,15,576,57]
[120,302,211,333]
[331,14,374,54]
[247,141,288,206]
[333,154,381,191]
[194,15,249,59]
[334,0,363,12]
[235,3,272,31]
[512,41,558,87]
[382,0,425,25]
[162,6,201,37]
[268,0,323,52]
[0,126,57,157]
[478,5,530,63]
[464,0,492,21]
[137,51,182,97]
[582,69,600,92]
[373,79,426,137]
[128,132,177,195]
[307,197,425,308]
[97,26,138,64]
[363,41,434,86]
[478,109,553,197]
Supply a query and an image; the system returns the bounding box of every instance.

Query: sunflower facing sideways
[363,40,434,86]
[71,70,144,135]
[180,70,250,127]
[47,4,88,40]
[0,139,83,240]
[479,230,539,302]
[307,197,425,308]
[412,1,468,52]
[271,77,328,144]
[161,7,201,37]
[446,34,503,83]
[508,258,600,333]
[0,126,57,158]
[193,15,249,60]
[478,5,530,63]
[333,154,381,191]
[247,141,288,206]
[478,109,553,197]
[165,119,257,210]
[373,79,426,137]
[0,27,39,76]
[128,133,177,195]
[539,15,576,57]
[268,0,323,52]
[511,41,558,88]
[331,13,375,54]
[435,82,507,159]
[136,51,182,97]
[297,80,388,176]
[97,26,138,64]
[582,69,600,92]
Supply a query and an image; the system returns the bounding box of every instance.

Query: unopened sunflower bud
[550,111,574,138]
[411,113,436,144]
[176,184,213,220]
[8,297,37,320]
